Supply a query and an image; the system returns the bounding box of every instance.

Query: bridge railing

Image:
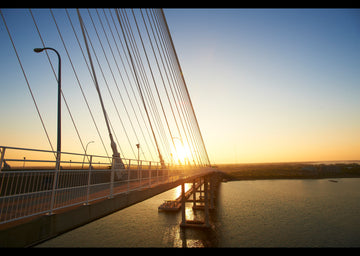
[0,146,210,225]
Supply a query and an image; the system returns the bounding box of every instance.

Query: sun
[172,138,191,166]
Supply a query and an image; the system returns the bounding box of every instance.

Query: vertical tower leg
[192,179,196,208]
[210,174,214,210]
[181,182,186,226]
[200,177,203,202]
[204,176,210,228]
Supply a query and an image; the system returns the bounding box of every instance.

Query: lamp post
[136,143,140,163]
[82,141,94,168]
[34,47,61,169]
[136,143,140,180]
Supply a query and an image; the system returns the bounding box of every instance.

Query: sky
[165,8,360,164]
[0,8,360,165]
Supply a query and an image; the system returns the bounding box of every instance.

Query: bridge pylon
[180,174,216,229]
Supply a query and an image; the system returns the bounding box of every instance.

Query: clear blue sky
[165,8,360,163]
[1,9,359,164]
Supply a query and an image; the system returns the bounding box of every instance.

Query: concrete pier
[180,173,221,229]
[158,181,202,211]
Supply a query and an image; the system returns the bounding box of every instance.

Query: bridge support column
[180,175,212,229]
[192,179,196,208]
[209,174,214,210]
[181,182,186,226]
[203,176,210,228]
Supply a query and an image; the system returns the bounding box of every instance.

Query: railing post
[0,147,6,172]
[148,161,152,187]
[137,159,140,183]
[139,160,142,187]
[170,165,172,182]
[86,155,92,205]
[49,155,60,215]
[156,162,159,184]
[167,165,169,183]
[55,151,61,171]
[127,159,131,192]
[110,157,115,198]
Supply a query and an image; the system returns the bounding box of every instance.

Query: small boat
[158,200,181,211]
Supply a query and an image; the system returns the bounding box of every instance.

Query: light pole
[34,47,62,169]
[136,143,140,163]
[82,141,94,168]
[136,143,140,181]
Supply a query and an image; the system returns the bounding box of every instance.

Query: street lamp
[34,47,62,169]
[82,141,95,168]
[136,143,140,163]
[136,143,140,180]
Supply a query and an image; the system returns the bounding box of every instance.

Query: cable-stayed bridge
[0,9,219,247]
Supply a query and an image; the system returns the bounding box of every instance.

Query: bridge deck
[0,168,218,247]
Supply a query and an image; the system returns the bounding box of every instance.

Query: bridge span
[0,146,221,247]
[0,8,217,247]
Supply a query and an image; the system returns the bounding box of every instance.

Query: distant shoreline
[215,162,360,181]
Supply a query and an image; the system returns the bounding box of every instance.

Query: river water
[37,178,360,247]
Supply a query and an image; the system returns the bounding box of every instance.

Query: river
[37,178,360,247]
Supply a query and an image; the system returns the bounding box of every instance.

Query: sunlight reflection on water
[173,183,191,198]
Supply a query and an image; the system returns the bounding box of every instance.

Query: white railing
[0,146,211,224]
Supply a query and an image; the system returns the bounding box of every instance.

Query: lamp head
[33,48,44,53]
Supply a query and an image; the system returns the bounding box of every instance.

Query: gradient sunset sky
[1,9,359,164]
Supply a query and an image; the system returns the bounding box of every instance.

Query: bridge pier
[180,182,186,226]
[180,174,216,229]
[203,176,210,227]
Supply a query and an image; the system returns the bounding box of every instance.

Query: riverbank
[215,162,360,181]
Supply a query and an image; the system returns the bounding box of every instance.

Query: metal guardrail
[0,146,210,225]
